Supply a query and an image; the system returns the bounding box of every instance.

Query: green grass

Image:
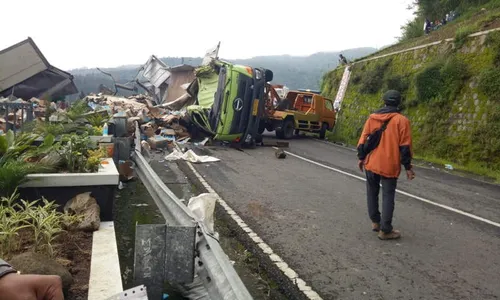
[356,2,500,61]
[324,133,500,183]
[454,24,478,48]
[414,154,500,183]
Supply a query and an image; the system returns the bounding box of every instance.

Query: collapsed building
[0,37,78,100]
[0,37,79,132]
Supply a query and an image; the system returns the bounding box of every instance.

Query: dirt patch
[13,230,93,300]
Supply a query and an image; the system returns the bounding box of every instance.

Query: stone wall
[322,30,500,173]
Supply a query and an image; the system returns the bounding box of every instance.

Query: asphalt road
[191,134,500,300]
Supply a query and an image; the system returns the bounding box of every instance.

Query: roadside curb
[176,158,323,300]
[88,221,123,300]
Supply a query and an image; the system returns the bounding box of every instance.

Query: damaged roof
[0,37,78,100]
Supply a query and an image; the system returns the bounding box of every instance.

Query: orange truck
[259,87,336,139]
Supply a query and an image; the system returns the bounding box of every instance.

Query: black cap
[383,90,401,107]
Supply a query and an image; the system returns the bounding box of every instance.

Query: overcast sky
[1,0,415,70]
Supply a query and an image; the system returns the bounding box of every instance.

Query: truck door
[323,99,336,128]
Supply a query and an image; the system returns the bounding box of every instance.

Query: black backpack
[363,117,393,156]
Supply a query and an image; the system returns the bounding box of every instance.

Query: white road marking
[183,157,324,300]
[275,148,500,229]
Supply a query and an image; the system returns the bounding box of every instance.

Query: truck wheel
[275,119,294,139]
[283,119,294,139]
[319,123,328,140]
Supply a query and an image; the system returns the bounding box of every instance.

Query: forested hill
[69,47,376,97]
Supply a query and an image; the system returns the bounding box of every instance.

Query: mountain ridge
[69,47,377,97]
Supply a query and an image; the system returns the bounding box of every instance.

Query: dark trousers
[365,170,398,233]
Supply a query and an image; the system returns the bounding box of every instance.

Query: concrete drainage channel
[121,122,290,299]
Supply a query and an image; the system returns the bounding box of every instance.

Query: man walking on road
[357,90,415,240]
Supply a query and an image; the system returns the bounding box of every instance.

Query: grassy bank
[323,30,500,183]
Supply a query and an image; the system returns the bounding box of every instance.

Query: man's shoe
[378,230,401,240]
[372,223,380,232]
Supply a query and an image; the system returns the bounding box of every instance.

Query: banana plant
[0,192,31,257]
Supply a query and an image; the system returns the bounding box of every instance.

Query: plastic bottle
[102,123,109,136]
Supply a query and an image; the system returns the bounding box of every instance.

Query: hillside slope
[69,48,376,97]
[322,30,500,181]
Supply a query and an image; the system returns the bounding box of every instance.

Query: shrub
[406,98,420,109]
[351,74,361,84]
[66,99,90,121]
[441,56,469,100]
[485,31,500,67]
[470,106,500,169]
[415,62,444,102]
[55,133,101,173]
[479,67,500,101]
[385,75,409,93]
[360,59,392,94]
[0,161,53,197]
[399,17,425,42]
[454,25,476,49]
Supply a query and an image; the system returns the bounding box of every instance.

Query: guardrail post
[134,224,196,299]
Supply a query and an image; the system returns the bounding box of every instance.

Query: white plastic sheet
[188,193,217,234]
[164,149,220,163]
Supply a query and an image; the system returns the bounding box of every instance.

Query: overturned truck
[165,60,273,147]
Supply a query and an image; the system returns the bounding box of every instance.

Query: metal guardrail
[132,121,253,300]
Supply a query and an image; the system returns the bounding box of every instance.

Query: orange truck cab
[260,89,336,139]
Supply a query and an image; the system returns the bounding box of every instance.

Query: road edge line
[276,148,500,229]
[183,160,324,300]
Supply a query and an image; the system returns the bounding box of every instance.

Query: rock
[9,252,73,290]
[64,192,100,232]
[275,149,286,159]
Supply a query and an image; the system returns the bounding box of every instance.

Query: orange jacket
[357,108,413,178]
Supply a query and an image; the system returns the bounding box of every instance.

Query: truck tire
[276,119,294,139]
[319,123,328,140]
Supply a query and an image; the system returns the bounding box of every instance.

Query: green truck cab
[187,60,273,146]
